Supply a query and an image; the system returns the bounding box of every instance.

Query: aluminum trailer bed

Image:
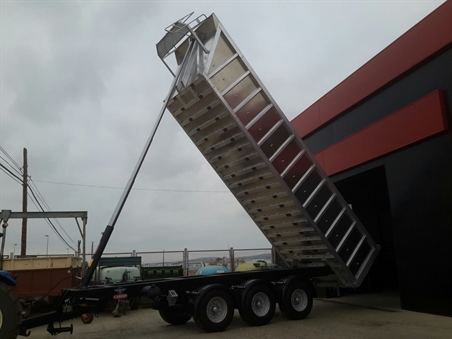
[160,13,380,288]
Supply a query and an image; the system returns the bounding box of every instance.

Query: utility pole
[21,148,28,257]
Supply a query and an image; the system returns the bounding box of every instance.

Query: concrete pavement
[25,291,451,339]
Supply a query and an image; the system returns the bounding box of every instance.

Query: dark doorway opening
[334,166,399,292]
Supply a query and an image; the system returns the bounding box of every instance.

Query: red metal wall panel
[11,268,80,298]
[315,90,448,176]
[292,1,452,137]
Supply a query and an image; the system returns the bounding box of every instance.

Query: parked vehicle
[236,261,279,272]
[93,257,142,311]
[195,265,230,275]
[0,12,380,338]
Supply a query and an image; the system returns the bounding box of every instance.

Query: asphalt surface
[25,292,452,339]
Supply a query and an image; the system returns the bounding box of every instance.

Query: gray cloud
[1,1,444,257]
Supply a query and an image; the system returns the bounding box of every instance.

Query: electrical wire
[0,156,22,176]
[28,179,78,247]
[0,146,21,170]
[0,148,78,252]
[0,162,22,182]
[32,179,230,193]
[27,187,77,252]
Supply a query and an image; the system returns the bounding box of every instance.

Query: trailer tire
[193,288,234,332]
[278,279,313,320]
[81,313,94,324]
[0,282,22,339]
[158,299,191,325]
[239,283,276,326]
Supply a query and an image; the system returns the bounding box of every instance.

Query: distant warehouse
[291,0,452,317]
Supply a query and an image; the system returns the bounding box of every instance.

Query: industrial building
[291,1,452,316]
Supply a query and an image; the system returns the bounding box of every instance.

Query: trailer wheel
[81,313,94,324]
[239,283,276,326]
[159,300,191,325]
[0,282,22,339]
[193,288,234,332]
[278,279,313,320]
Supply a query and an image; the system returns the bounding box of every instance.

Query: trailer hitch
[18,328,31,337]
[47,324,73,336]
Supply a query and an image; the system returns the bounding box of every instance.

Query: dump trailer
[0,12,380,338]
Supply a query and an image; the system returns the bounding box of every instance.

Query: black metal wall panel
[302,46,452,316]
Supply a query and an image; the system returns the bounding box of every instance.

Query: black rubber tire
[158,299,191,325]
[0,282,22,339]
[278,280,313,320]
[239,283,276,326]
[193,288,234,332]
[81,313,94,324]
[130,297,140,310]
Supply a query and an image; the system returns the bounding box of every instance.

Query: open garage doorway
[333,166,400,308]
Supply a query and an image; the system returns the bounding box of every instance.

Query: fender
[277,275,317,298]
[0,270,17,286]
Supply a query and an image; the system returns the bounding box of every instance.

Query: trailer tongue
[12,12,380,338]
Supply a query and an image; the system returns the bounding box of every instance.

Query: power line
[0,146,21,170]
[27,187,77,252]
[28,179,78,247]
[0,165,22,185]
[0,148,78,251]
[32,179,230,193]
[0,156,22,176]
[0,163,22,182]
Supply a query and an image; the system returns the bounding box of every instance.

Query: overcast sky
[0,0,445,260]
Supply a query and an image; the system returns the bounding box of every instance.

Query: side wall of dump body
[4,257,81,299]
[165,14,380,288]
[11,267,81,299]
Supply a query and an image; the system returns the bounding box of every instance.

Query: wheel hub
[206,297,227,323]
[251,292,270,317]
[291,289,308,312]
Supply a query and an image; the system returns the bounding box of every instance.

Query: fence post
[183,248,189,276]
[229,247,235,272]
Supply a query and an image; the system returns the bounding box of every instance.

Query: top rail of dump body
[158,13,380,288]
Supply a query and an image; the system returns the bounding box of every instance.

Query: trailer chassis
[19,266,332,336]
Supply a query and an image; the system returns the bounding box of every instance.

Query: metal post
[14,243,17,258]
[82,218,86,276]
[0,224,7,270]
[229,247,235,272]
[183,248,189,277]
[21,148,28,257]
[45,235,49,256]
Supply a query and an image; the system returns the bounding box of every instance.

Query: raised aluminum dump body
[158,13,380,288]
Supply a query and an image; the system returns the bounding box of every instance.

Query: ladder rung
[272,236,321,245]
[259,219,309,230]
[303,178,326,208]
